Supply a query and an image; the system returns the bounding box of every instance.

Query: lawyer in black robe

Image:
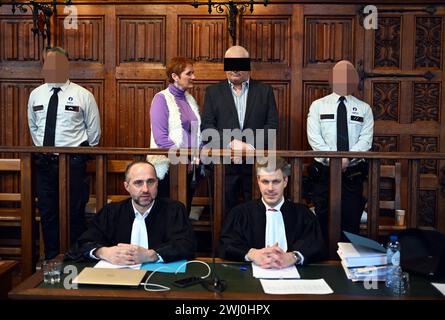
[70,197,196,262]
[220,199,325,264]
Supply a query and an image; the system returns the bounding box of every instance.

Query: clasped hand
[97,243,158,265]
[247,243,296,269]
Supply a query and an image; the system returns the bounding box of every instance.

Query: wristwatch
[292,251,301,265]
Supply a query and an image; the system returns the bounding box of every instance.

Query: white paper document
[260,279,333,295]
[431,283,445,296]
[94,260,141,269]
[252,263,300,279]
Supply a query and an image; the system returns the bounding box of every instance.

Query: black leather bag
[397,228,445,278]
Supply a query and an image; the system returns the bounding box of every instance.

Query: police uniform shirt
[28,80,101,147]
[307,92,374,165]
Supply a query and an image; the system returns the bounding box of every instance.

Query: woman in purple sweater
[149,57,201,210]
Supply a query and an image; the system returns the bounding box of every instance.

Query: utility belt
[308,160,368,182]
[34,141,90,166]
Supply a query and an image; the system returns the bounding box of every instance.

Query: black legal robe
[70,198,196,262]
[220,199,326,264]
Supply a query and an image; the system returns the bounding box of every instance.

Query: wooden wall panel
[269,81,290,150]
[116,81,164,147]
[56,16,104,63]
[178,16,227,62]
[0,16,40,62]
[304,16,354,65]
[0,80,41,147]
[117,16,166,64]
[240,16,290,65]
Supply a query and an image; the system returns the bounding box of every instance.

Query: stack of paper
[338,232,388,282]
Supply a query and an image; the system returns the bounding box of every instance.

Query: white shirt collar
[261,197,285,212]
[131,199,155,219]
[46,80,70,93]
[332,92,352,103]
[228,78,250,89]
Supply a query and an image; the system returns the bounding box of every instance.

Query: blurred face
[331,60,359,96]
[225,70,250,86]
[172,64,195,90]
[41,51,69,84]
[257,169,288,208]
[124,163,158,212]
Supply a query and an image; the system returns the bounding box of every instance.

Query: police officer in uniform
[306,60,374,242]
[28,47,101,259]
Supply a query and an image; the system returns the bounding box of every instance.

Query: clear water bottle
[385,235,401,288]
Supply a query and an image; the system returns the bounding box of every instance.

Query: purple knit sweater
[150,84,199,148]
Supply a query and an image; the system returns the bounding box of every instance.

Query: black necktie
[43,87,61,146]
[337,96,349,151]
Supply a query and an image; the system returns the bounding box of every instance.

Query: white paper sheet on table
[431,282,445,296]
[252,263,300,279]
[260,279,333,295]
[94,260,141,269]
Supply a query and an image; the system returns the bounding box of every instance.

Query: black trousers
[224,164,253,215]
[34,154,90,259]
[310,162,366,243]
[157,166,201,214]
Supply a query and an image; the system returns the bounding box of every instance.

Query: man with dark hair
[28,46,101,259]
[220,157,325,268]
[69,161,196,264]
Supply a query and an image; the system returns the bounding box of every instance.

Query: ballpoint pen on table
[221,263,248,271]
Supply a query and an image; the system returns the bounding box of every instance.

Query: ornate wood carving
[0,80,41,147]
[413,82,440,122]
[117,81,164,147]
[304,17,353,65]
[417,190,437,227]
[372,135,398,165]
[374,17,401,68]
[240,16,290,64]
[415,17,442,69]
[411,136,438,174]
[0,17,40,61]
[178,16,227,62]
[372,82,399,121]
[117,16,165,64]
[57,16,104,63]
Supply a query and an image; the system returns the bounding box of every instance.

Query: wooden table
[0,260,18,299]
[8,261,445,301]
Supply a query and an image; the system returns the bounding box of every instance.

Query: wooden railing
[1,146,444,278]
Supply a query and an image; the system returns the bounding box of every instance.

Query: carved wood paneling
[372,135,398,165]
[372,82,399,121]
[304,17,353,65]
[116,81,164,148]
[57,16,104,63]
[117,16,165,64]
[417,190,437,227]
[178,16,227,62]
[0,80,41,147]
[0,17,40,61]
[411,136,438,174]
[240,16,290,64]
[268,81,290,150]
[413,82,440,122]
[374,17,401,68]
[415,17,442,69]
[188,81,218,114]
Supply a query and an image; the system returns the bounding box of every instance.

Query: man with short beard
[68,161,196,264]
